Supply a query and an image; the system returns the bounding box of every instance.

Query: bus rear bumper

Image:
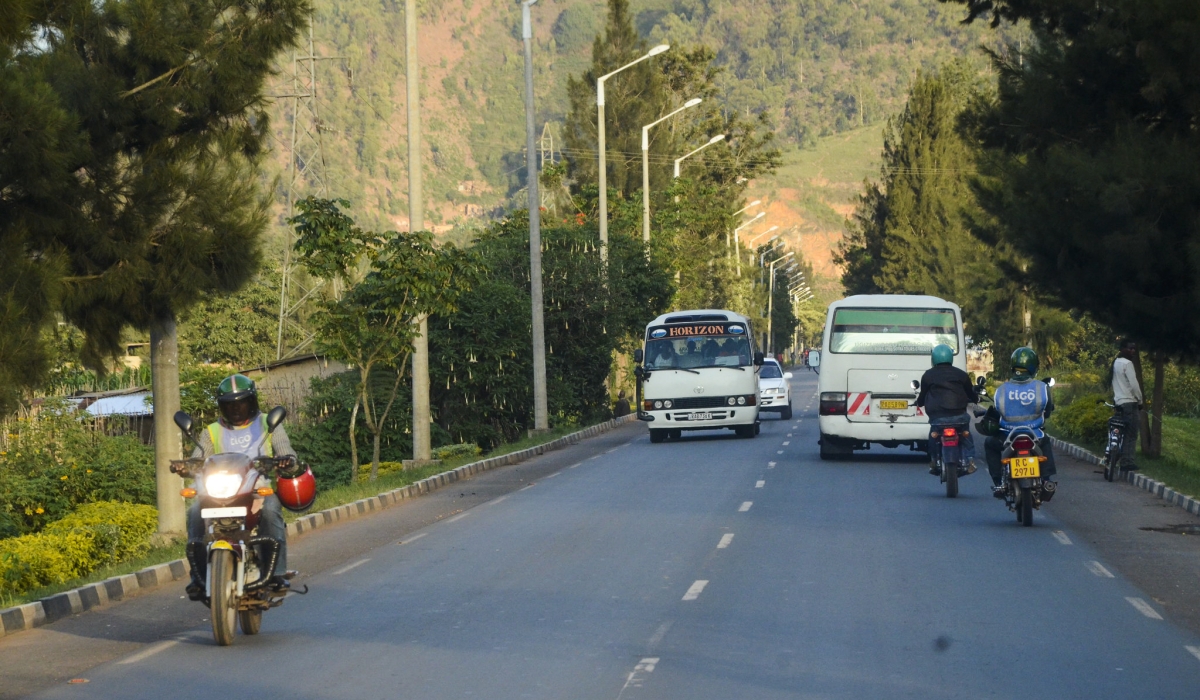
[818,415,930,443]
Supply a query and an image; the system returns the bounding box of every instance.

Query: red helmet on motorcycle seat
[277,465,316,512]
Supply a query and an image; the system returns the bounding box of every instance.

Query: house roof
[84,391,153,417]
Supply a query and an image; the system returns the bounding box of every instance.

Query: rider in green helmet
[916,343,979,475]
[982,347,1058,498]
[184,374,297,600]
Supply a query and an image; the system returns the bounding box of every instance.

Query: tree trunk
[1148,351,1166,458]
[370,368,405,481]
[1132,349,1153,455]
[150,314,186,539]
[348,393,361,482]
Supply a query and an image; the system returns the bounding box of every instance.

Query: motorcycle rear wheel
[210,550,238,646]
[1020,490,1034,526]
[239,608,262,635]
[945,461,958,498]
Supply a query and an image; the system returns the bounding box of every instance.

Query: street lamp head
[684,97,702,108]
[749,199,761,207]
[649,44,670,56]
[708,134,726,145]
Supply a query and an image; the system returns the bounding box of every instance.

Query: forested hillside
[266,0,1012,242]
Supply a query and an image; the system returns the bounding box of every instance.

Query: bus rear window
[830,308,958,354]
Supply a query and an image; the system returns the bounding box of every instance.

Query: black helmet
[216,374,260,427]
[1010,346,1039,379]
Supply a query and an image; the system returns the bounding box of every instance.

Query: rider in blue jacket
[984,347,1057,498]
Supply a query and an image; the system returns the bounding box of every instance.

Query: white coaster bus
[813,295,966,459]
[634,310,764,443]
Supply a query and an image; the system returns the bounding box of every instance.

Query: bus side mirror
[633,349,643,364]
[266,406,288,434]
[808,351,820,367]
[754,351,765,366]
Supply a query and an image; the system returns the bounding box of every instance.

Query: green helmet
[216,374,259,426]
[1010,346,1039,379]
[930,344,954,367]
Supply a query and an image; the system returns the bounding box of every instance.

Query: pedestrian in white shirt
[1111,339,1143,469]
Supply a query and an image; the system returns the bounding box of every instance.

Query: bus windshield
[830,308,959,354]
[644,335,752,369]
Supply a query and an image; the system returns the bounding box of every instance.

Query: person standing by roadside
[1111,339,1143,470]
[614,390,631,417]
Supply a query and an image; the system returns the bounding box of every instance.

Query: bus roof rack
[664,314,729,323]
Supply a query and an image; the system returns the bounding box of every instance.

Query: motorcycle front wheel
[210,550,238,646]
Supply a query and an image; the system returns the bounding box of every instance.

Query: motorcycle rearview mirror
[1044,377,1056,387]
[910,379,920,391]
[976,375,987,387]
[173,411,199,447]
[754,351,765,366]
[266,405,288,434]
[633,348,644,364]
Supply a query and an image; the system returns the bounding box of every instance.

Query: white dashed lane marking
[618,657,661,697]
[1186,646,1200,663]
[739,501,753,512]
[1052,530,1072,545]
[782,441,790,446]
[682,580,709,601]
[648,622,673,647]
[756,480,765,488]
[1086,561,1114,578]
[768,461,777,468]
[777,450,784,454]
[1127,597,1164,620]
[717,533,734,549]
[332,558,372,575]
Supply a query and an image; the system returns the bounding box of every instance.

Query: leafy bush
[0,501,157,597]
[432,443,481,460]
[1047,392,1111,446]
[0,406,155,536]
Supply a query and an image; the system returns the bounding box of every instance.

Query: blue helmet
[930,344,954,367]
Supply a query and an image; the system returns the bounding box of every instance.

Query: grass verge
[1052,414,1200,500]
[0,420,607,611]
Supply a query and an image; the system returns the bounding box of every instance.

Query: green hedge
[0,501,157,597]
[1047,392,1111,446]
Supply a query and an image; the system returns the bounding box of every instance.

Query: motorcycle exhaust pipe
[1042,480,1057,502]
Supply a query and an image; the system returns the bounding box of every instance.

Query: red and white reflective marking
[847,393,871,416]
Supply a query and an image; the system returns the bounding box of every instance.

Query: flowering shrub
[0,404,154,537]
[0,501,157,597]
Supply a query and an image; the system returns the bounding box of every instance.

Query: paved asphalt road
[9,372,1200,699]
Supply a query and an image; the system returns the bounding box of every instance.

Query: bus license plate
[1009,457,1041,479]
[879,400,908,410]
[687,412,713,421]
[201,507,247,519]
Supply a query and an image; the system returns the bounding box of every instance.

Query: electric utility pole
[523,0,549,432]
[407,0,431,462]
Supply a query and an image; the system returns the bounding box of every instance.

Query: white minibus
[635,310,764,443]
[813,295,966,459]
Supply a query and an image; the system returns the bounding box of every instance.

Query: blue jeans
[187,496,288,575]
[929,413,975,463]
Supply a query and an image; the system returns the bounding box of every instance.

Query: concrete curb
[1049,436,1200,517]
[0,414,637,639]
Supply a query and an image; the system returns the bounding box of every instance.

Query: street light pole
[767,251,794,355]
[673,134,726,178]
[746,225,779,247]
[522,0,548,432]
[597,44,669,261]
[406,0,432,463]
[732,211,765,276]
[642,97,702,242]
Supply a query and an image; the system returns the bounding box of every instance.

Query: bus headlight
[737,396,746,405]
[663,400,673,409]
[727,397,737,406]
[654,400,663,409]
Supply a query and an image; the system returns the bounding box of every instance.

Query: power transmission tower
[276,19,335,360]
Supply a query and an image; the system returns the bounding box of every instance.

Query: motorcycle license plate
[1008,457,1041,479]
[687,412,713,421]
[201,507,248,518]
[878,400,908,410]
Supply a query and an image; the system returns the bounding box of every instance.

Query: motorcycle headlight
[205,471,243,499]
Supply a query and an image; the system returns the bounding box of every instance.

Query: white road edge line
[519,483,536,491]
[717,533,734,549]
[1126,597,1164,620]
[739,501,753,512]
[568,462,583,469]
[332,558,371,575]
[544,472,560,479]
[682,580,709,601]
[755,480,765,488]
[1085,560,1115,578]
[1052,530,1072,545]
[1186,646,1200,663]
[444,512,469,523]
[400,532,428,545]
[483,495,508,507]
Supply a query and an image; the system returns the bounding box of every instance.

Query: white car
[758,359,793,419]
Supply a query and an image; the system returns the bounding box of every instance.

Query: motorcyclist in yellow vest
[185,374,296,600]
